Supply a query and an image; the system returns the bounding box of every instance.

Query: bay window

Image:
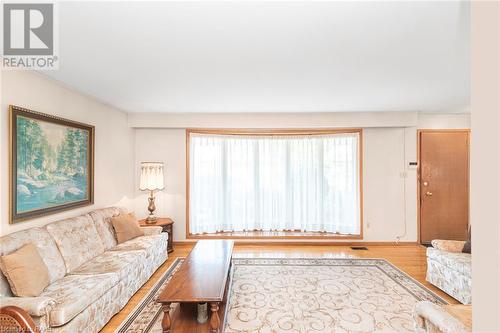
[188,130,362,237]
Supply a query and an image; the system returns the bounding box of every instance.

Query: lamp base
[145,215,157,224]
[146,191,157,224]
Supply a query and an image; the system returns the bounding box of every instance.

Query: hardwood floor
[100,243,458,333]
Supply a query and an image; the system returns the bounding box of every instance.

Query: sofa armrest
[0,296,56,317]
[431,240,466,253]
[141,226,163,236]
[413,301,470,333]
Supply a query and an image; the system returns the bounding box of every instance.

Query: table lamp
[139,162,165,223]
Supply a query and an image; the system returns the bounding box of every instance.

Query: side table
[139,217,174,253]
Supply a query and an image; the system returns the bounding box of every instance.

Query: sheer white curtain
[189,132,360,235]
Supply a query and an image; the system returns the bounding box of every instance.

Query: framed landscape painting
[9,106,94,223]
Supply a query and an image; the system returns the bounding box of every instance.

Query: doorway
[418,130,470,244]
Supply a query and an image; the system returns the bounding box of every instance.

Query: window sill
[186,230,362,240]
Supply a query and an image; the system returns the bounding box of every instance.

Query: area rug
[115,258,446,333]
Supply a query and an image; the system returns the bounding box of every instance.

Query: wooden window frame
[185,128,364,240]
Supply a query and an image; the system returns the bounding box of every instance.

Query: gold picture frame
[9,105,95,223]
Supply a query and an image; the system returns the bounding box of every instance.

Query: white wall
[471,1,500,331]
[133,129,186,242]
[363,127,417,242]
[0,71,135,235]
[418,113,471,129]
[128,112,418,128]
[132,112,470,242]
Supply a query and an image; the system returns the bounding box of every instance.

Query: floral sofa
[0,207,168,333]
[414,301,471,333]
[426,240,471,304]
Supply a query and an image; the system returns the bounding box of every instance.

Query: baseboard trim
[173,240,418,246]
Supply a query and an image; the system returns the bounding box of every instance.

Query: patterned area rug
[115,258,446,333]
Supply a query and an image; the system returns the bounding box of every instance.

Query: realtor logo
[2,2,58,69]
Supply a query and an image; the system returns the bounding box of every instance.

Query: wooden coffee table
[157,240,234,333]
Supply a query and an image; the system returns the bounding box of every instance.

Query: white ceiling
[42,1,470,114]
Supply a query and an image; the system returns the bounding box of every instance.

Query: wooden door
[418,130,469,244]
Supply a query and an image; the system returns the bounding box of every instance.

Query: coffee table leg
[209,302,220,333]
[162,303,172,333]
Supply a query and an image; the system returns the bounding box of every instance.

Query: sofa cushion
[111,233,167,255]
[40,273,119,327]
[46,215,105,273]
[427,247,471,277]
[88,207,122,250]
[70,250,147,280]
[0,228,66,296]
[0,243,50,297]
[47,282,122,333]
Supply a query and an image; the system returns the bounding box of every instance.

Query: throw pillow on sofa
[111,213,144,243]
[0,243,50,297]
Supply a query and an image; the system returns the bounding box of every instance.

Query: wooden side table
[139,217,174,253]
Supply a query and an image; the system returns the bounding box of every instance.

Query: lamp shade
[139,162,165,191]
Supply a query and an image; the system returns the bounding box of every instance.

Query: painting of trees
[16,117,52,178]
[12,108,93,222]
[57,128,89,177]
[17,117,88,179]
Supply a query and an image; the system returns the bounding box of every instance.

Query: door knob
[425,191,433,196]
[423,181,429,186]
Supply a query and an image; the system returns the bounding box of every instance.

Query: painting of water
[10,106,94,223]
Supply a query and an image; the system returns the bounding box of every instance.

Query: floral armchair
[426,239,471,304]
